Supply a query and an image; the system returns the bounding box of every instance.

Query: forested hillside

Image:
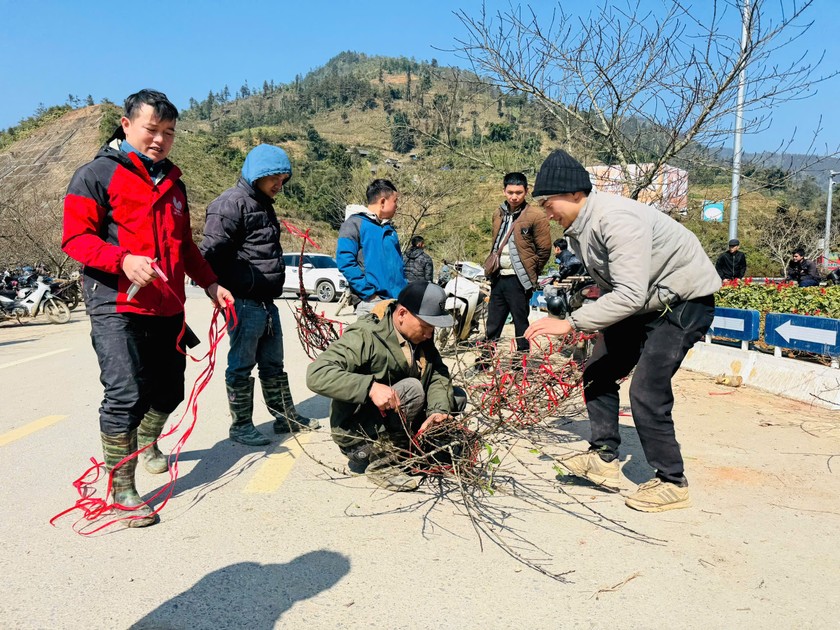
[1,51,836,276]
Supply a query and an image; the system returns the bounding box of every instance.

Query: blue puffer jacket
[336,213,406,300]
[200,145,293,301]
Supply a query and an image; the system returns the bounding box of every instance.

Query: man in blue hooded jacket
[336,179,406,315]
[201,144,319,446]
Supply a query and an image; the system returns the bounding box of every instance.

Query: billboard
[586,163,688,213]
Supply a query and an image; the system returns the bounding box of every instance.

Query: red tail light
[581,286,601,299]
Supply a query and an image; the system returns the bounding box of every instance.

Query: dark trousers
[582,295,715,484]
[484,275,532,352]
[90,312,186,435]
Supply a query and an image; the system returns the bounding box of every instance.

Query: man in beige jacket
[526,150,721,513]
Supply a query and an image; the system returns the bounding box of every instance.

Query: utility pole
[729,0,751,242]
[825,170,839,264]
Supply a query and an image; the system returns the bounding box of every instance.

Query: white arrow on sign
[776,320,837,345]
[712,316,745,332]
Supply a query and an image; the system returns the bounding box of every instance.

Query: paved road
[1,292,839,629]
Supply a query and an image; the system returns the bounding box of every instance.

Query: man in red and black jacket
[63,89,233,527]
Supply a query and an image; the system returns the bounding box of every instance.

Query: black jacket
[786,258,820,285]
[403,247,433,283]
[200,177,285,300]
[715,250,747,280]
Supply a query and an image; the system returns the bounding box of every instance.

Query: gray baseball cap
[397,281,454,328]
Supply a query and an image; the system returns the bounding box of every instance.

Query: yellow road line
[0,415,68,447]
[0,348,70,370]
[244,433,311,494]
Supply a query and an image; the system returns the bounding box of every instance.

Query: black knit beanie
[532,149,593,196]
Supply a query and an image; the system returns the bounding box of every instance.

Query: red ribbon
[51,277,235,534]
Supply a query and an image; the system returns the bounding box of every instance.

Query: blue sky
[1,0,838,154]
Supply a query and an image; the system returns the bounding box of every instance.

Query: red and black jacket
[63,142,217,316]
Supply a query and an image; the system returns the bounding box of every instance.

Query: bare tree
[0,191,71,274]
[755,206,823,275]
[453,0,836,197]
[391,165,475,246]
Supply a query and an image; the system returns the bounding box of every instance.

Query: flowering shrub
[716,280,840,319]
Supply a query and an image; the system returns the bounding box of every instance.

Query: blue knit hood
[241,144,292,185]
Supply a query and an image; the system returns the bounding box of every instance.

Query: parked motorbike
[437,264,489,349]
[0,276,72,324]
[50,277,82,310]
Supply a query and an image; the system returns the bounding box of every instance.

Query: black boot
[137,409,169,474]
[262,373,320,434]
[101,431,156,527]
[227,378,270,446]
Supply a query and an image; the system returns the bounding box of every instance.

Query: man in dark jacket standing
[403,235,434,283]
[63,89,233,527]
[715,239,747,280]
[201,144,319,447]
[479,172,551,361]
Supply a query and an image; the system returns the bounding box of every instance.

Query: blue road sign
[530,290,547,309]
[764,313,840,356]
[708,307,760,341]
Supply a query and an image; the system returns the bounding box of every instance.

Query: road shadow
[148,393,331,505]
[294,392,331,420]
[129,550,351,630]
[0,337,37,347]
[548,412,656,485]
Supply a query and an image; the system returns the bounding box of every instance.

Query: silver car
[281,253,347,302]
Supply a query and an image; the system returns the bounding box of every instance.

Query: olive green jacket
[306,302,454,436]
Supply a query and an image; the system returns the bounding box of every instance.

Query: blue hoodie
[241,144,292,185]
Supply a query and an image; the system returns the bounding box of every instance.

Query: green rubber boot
[137,409,169,474]
[262,373,320,434]
[101,431,156,527]
[227,378,270,446]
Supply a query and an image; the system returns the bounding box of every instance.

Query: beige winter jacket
[564,190,721,332]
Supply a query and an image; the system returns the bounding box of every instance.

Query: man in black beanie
[525,149,721,512]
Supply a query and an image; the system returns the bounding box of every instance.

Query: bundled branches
[282,220,343,359]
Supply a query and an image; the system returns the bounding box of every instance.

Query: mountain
[1,52,836,276]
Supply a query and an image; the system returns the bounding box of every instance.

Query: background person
[525,149,721,513]
[553,238,583,278]
[63,89,233,527]
[478,172,551,365]
[715,238,747,280]
[403,235,434,283]
[786,248,821,287]
[201,144,319,447]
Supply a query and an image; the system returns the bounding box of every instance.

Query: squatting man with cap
[525,149,721,512]
[201,144,319,448]
[306,281,463,492]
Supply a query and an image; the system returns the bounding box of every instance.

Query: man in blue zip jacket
[336,179,406,316]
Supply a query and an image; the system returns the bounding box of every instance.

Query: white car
[281,253,347,302]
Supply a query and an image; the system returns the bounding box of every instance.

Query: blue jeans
[226,298,284,386]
